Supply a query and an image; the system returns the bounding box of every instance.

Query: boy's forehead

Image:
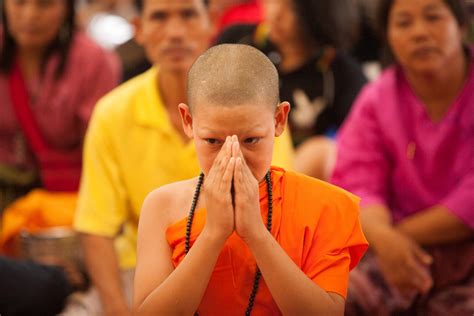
[192,99,276,115]
[193,102,275,132]
[190,92,277,113]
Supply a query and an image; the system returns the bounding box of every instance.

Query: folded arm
[397,168,474,245]
[396,205,474,246]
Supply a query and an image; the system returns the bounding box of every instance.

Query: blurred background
[0,0,473,315]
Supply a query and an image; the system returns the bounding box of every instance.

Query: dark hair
[291,0,359,50]
[377,0,469,47]
[134,0,208,13]
[0,0,76,78]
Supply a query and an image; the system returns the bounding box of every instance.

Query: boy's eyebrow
[198,124,267,135]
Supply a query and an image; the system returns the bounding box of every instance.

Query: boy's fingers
[236,158,252,196]
[234,158,243,189]
[231,139,257,185]
[209,137,231,177]
[219,137,232,166]
[233,139,250,171]
[232,137,240,159]
[221,157,235,190]
[238,153,254,183]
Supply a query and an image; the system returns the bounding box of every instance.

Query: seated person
[331,0,474,314]
[216,0,367,180]
[0,0,120,211]
[74,1,293,314]
[133,44,368,315]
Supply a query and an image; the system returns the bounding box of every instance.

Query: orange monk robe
[166,167,368,315]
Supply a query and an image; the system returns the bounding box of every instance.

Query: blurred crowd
[0,0,473,315]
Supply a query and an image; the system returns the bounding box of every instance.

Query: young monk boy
[133,44,368,315]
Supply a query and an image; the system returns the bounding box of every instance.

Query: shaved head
[187,44,280,111]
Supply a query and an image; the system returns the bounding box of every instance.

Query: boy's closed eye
[204,138,223,145]
[203,137,261,146]
[242,137,261,145]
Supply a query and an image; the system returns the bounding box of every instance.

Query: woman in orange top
[133,44,368,315]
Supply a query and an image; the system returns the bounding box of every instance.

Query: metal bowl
[18,227,83,269]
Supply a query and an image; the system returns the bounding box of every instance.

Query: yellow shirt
[74,68,294,268]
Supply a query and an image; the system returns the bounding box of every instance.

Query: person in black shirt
[216,0,367,180]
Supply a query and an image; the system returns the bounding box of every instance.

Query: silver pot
[18,227,83,269]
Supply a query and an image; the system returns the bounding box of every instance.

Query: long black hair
[291,0,359,50]
[0,0,76,78]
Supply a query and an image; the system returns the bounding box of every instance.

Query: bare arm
[247,229,344,315]
[395,205,474,246]
[134,218,226,315]
[79,234,130,316]
[134,137,236,314]
[359,204,393,253]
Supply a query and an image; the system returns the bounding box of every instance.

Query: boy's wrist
[244,226,273,252]
[201,226,230,249]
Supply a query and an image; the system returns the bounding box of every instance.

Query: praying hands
[202,135,267,245]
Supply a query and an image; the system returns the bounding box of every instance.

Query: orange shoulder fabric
[165,167,368,314]
[279,170,368,298]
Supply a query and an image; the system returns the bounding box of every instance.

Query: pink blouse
[0,32,120,170]
[331,50,474,229]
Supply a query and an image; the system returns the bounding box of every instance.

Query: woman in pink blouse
[0,0,120,211]
[331,0,473,314]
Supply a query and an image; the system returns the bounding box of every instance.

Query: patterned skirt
[345,240,474,315]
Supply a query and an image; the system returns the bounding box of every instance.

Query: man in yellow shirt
[73,0,293,315]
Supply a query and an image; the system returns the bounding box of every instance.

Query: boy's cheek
[245,155,271,180]
[198,150,219,175]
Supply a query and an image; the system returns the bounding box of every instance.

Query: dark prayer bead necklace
[185,171,273,316]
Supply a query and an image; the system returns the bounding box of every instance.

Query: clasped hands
[202,135,267,244]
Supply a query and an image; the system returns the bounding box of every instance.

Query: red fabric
[217,1,263,34]
[8,63,81,191]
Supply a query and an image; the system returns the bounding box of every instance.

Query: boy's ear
[132,16,144,45]
[274,101,291,137]
[178,103,194,139]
